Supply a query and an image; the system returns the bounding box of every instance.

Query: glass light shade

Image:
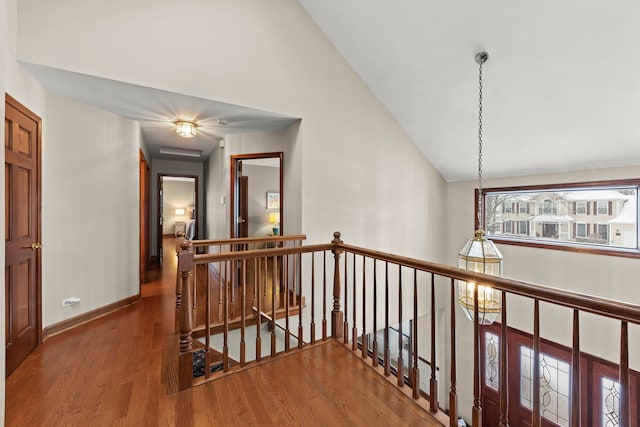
[176,121,196,138]
[175,208,185,216]
[458,229,503,325]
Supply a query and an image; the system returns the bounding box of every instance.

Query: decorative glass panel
[602,377,620,427]
[520,347,570,427]
[484,332,499,391]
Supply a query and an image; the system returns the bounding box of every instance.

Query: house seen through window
[482,180,640,257]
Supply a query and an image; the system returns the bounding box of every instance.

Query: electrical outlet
[62,297,80,307]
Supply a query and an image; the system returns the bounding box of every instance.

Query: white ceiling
[299,0,640,181]
[23,63,299,162]
[22,2,640,180]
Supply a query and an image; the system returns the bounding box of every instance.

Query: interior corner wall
[42,91,140,327]
[445,165,640,420]
[149,159,204,257]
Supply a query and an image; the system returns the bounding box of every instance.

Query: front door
[5,94,42,376]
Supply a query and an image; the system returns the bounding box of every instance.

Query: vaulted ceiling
[299,1,640,181]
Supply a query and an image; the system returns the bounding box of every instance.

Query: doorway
[139,150,150,284]
[5,94,42,376]
[156,174,198,265]
[230,152,283,238]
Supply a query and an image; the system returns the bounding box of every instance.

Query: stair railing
[176,232,640,427]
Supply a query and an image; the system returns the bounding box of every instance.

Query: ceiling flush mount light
[457,51,503,326]
[176,121,197,138]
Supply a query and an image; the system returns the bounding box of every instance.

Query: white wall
[17,0,446,260]
[446,165,640,420]
[149,159,204,257]
[42,92,141,326]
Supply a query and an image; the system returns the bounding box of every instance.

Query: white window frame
[597,200,609,215]
[575,222,587,238]
[576,201,587,215]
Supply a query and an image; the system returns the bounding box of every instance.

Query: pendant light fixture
[457,52,503,326]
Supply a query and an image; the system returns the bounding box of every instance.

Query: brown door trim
[5,93,43,371]
[139,150,150,285]
[230,152,283,238]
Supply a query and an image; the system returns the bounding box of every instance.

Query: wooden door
[139,150,150,283]
[238,175,249,238]
[5,94,42,376]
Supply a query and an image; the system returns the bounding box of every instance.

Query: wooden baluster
[398,266,404,388]
[223,261,229,372]
[322,251,327,340]
[361,256,367,359]
[240,259,246,366]
[285,254,290,352]
[271,254,277,356]
[256,256,262,363]
[532,300,541,427]
[429,272,437,407]
[253,257,258,308]
[177,239,194,390]
[472,282,482,427]
[413,269,420,400]
[192,262,197,311]
[570,309,580,427]
[344,249,349,343]
[498,291,509,427]
[218,245,223,323]
[352,253,357,352]
[331,232,344,339]
[311,252,316,344]
[449,278,458,427]
[298,252,303,350]
[384,262,391,377]
[372,259,378,368]
[620,321,630,427]
[293,244,298,308]
[204,261,212,379]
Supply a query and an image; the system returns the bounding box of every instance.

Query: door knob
[22,242,42,250]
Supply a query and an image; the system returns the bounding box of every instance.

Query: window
[504,221,513,234]
[482,180,640,258]
[520,346,570,427]
[601,377,620,427]
[484,332,499,391]
[519,202,528,214]
[598,200,610,215]
[597,224,609,242]
[518,220,528,235]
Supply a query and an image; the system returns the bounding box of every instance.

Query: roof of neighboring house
[563,190,629,201]
[609,199,637,225]
[531,214,574,222]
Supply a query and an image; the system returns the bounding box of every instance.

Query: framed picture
[266,191,280,209]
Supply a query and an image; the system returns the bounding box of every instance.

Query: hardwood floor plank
[6,237,442,426]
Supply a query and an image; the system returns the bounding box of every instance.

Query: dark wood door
[139,150,150,283]
[238,175,249,238]
[5,94,42,376]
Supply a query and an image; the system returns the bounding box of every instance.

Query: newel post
[178,239,194,353]
[177,239,194,390]
[331,232,344,338]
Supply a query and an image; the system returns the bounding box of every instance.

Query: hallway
[6,237,441,426]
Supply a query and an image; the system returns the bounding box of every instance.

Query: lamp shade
[175,208,185,216]
[176,121,196,138]
[268,212,280,223]
[457,229,503,325]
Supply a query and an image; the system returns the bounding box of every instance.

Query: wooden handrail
[337,242,640,324]
[192,244,333,264]
[190,234,307,247]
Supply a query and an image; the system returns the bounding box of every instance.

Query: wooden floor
[5,237,442,426]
